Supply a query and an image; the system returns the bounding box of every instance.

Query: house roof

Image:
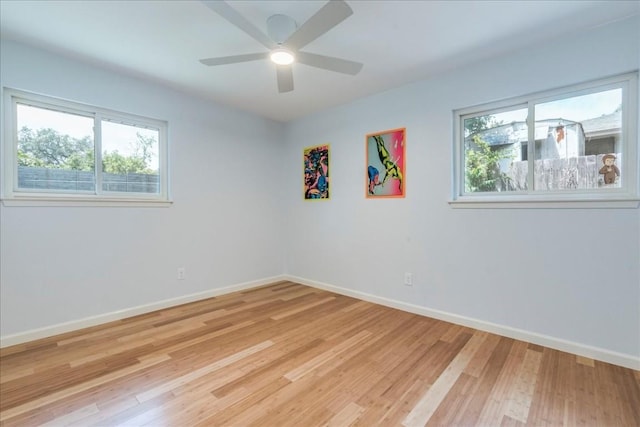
[581,111,622,135]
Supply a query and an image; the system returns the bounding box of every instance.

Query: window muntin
[454,73,638,206]
[3,89,169,204]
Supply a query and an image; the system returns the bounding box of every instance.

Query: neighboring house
[535,119,585,160]
[466,113,621,191]
[466,111,621,163]
[466,118,585,166]
[581,110,622,155]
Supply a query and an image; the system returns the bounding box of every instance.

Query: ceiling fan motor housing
[267,14,298,45]
[200,0,362,93]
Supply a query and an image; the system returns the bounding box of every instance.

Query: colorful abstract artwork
[366,128,405,198]
[304,144,330,200]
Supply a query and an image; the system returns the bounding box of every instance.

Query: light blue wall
[283,16,640,359]
[1,16,638,364]
[0,40,287,336]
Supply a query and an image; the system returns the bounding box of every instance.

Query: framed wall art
[304,144,330,200]
[366,128,405,198]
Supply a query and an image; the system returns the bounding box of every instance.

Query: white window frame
[451,72,639,209]
[1,88,171,207]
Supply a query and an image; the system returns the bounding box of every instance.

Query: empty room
[1,1,639,426]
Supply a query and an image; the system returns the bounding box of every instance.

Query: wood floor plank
[504,348,542,423]
[196,377,293,426]
[402,331,489,427]
[135,340,273,403]
[576,355,595,367]
[96,392,175,427]
[66,395,140,426]
[371,379,428,427]
[1,281,638,427]
[0,353,171,422]
[475,340,528,426]
[39,403,99,427]
[450,337,515,426]
[0,367,34,385]
[284,330,373,382]
[146,386,250,427]
[271,296,336,320]
[212,338,323,398]
[323,401,365,427]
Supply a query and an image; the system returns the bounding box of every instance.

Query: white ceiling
[1,0,638,122]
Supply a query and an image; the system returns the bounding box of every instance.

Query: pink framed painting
[366,128,405,198]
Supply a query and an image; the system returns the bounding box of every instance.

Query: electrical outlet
[404,272,413,286]
[177,267,185,280]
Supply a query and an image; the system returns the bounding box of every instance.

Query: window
[452,72,639,208]
[2,89,169,206]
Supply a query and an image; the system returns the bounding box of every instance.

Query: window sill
[1,196,173,207]
[448,196,640,209]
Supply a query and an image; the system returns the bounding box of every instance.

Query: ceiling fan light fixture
[270,48,295,65]
[202,0,363,93]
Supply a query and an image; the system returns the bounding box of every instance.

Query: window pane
[101,121,160,194]
[16,104,95,192]
[533,89,622,190]
[464,108,528,192]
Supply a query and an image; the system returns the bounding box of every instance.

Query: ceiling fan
[200,0,363,93]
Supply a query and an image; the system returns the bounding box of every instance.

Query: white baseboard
[0,275,286,348]
[285,275,640,371]
[3,274,637,371]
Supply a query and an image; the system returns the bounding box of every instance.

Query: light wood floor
[1,282,638,426]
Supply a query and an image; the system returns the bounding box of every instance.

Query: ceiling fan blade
[284,0,353,51]
[201,0,276,50]
[200,52,269,66]
[276,66,294,93]
[296,51,363,75]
